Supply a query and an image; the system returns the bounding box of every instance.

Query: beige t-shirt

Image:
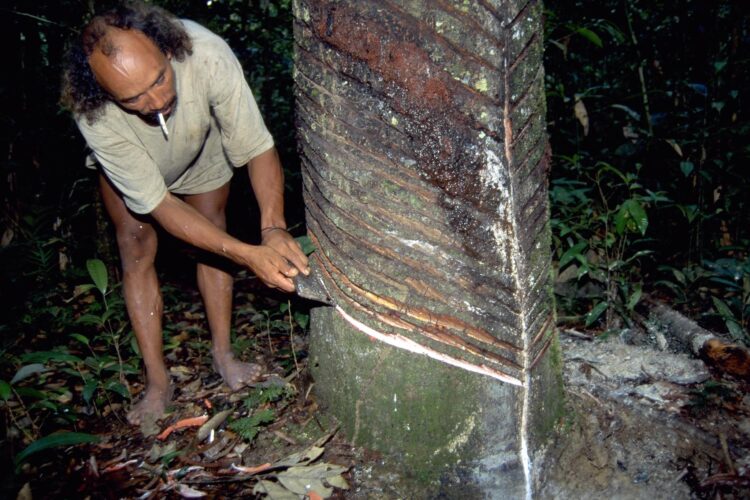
[76,20,274,214]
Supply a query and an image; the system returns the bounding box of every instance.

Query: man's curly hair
[61,1,192,123]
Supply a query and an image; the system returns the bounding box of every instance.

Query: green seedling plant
[70,259,138,410]
[229,408,276,442]
[655,264,712,305]
[229,383,295,442]
[704,256,750,344]
[255,299,310,370]
[553,159,668,330]
[3,258,143,470]
[3,344,101,471]
[2,259,135,455]
[655,256,750,346]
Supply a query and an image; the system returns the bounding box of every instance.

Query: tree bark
[294,0,563,496]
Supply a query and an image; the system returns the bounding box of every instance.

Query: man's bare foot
[213,352,263,391]
[127,382,173,425]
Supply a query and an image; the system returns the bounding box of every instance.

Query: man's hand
[261,228,310,285]
[240,242,304,292]
[151,194,306,292]
[246,147,308,291]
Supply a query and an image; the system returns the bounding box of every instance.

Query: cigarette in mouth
[157,112,169,139]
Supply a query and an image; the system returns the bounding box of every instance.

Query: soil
[540,333,750,499]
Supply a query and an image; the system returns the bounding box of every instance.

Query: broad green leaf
[672,268,686,285]
[76,314,104,327]
[596,162,628,183]
[623,249,654,265]
[105,380,130,399]
[294,311,309,330]
[677,204,699,223]
[559,241,588,269]
[628,199,648,234]
[614,206,627,235]
[596,19,626,43]
[29,400,58,412]
[680,161,694,177]
[84,356,105,371]
[101,308,116,323]
[21,350,83,364]
[725,321,746,343]
[626,286,642,311]
[0,380,11,400]
[643,189,671,203]
[60,367,82,378]
[575,27,603,47]
[576,260,592,280]
[130,334,141,356]
[82,379,97,403]
[709,277,743,291]
[585,302,609,327]
[14,387,47,400]
[608,259,626,272]
[711,297,745,341]
[69,333,90,346]
[616,199,648,235]
[14,432,100,468]
[11,364,47,385]
[120,361,141,375]
[86,259,108,296]
[653,280,684,297]
[711,296,735,320]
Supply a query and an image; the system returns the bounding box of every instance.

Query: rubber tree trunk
[294,0,563,496]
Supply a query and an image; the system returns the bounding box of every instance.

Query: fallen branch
[649,303,750,380]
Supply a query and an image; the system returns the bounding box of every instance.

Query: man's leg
[99,174,171,424]
[183,182,262,390]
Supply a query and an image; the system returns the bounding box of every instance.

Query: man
[61,2,309,425]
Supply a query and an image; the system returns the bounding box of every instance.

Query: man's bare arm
[151,192,298,291]
[247,147,310,275]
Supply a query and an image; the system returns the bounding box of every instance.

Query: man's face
[89,29,177,119]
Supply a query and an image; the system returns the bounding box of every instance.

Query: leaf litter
[4,273,351,499]
[5,270,750,498]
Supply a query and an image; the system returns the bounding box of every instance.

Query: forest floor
[6,273,750,499]
[541,333,750,499]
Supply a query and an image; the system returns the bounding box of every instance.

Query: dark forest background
[0,0,748,485]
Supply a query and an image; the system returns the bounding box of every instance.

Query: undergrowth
[546,0,749,342]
